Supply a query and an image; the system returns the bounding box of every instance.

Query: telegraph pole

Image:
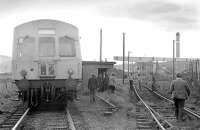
[100,29,102,62]
[123,33,125,84]
[128,51,132,78]
[173,40,175,80]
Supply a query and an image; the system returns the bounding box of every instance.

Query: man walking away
[169,73,190,122]
[88,74,98,103]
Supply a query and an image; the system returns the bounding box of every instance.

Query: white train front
[12,19,82,107]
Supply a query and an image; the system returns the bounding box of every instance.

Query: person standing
[97,73,103,92]
[18,70,30,105]
[103,73,109,91]
[108,73,116,93]
[88,74,98,103]
[169,73,190,122]
[65,70,77,102]
[129,73,134,91]
[152,76,156,91]
[138,79,142,90]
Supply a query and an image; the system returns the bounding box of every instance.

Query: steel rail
[133,86,166,130]
[149,106,173,128]
[12,108,30,130]
[96,95,118,110]
[145,86,200,119]
[66,108,76,130]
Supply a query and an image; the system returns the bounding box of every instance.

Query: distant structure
[100,29,102,62]
[176,32,180,58]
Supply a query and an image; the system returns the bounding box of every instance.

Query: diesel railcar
[12,19,82,107]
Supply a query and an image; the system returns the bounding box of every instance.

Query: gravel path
[23,111,69,130]
[70,86,136,130]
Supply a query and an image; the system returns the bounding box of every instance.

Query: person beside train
[169,73,190,122]
[129,73,134,92]
[17,70,30,106]
[151,76,156,91]
[65,70,77,102]
[108,73,116,93]
[103,73,109,91]
[88,74,98,103]
[97,73,103,92]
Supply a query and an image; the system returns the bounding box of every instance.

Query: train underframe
[16,79,78,109]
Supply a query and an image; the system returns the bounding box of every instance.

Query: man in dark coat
[88,74,98,103]
[169,73,190,121]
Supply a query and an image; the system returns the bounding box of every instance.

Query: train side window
[48,64,55,75]
[41,64,46,75]
[22,37,36,57]
[17,37,35,57]
[39,37,55,57]
[59,37,76,57]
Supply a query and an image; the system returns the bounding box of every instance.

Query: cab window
[59,37,76,57]
[17,37,35,57]
[39,37,55,57]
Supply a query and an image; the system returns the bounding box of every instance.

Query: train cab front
[29,62,67,110]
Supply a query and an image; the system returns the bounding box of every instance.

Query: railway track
[134,84,200,129]
[0,105,76,130]
[0,105,29,130]
[145,86,200,119]
[133,85,171,130]
[96,95,118,113]
[23,108,75,130]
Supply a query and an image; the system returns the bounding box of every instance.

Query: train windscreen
[59,37,76,57]
[39,37,55,57]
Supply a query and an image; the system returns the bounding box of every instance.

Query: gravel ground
[0,79,21,124]
[23,111,69,130]
[70,84,136,130]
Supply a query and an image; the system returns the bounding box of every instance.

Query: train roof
[14,19,78,30]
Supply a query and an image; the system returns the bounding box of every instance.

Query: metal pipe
[12,108,30,130]
[66,108,76,130]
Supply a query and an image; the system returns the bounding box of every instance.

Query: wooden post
[100,29,102,62]
[123,33,125,84]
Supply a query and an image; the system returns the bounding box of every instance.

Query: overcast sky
[0,0,200,61]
